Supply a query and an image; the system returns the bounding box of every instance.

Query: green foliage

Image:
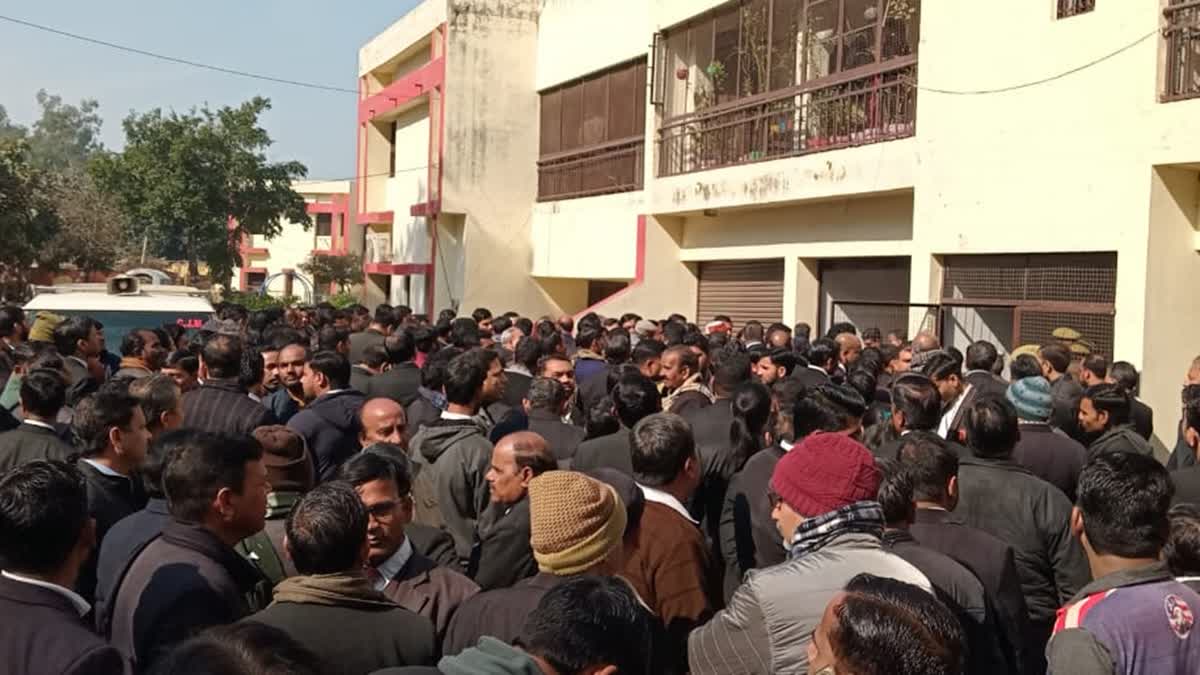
[0,138,60,299]
[299,252,363,293]
[91,97,309,286]
[328,291,361,309]
[26,90,104,173]
[222,291,300,311]
[42,169,131,274]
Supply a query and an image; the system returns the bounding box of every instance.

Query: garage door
[696,259,784,328]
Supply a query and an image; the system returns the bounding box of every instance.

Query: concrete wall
[586,215,698,321]
[536,0,647,90]
[530,192,643,280]
[359,0,446,78]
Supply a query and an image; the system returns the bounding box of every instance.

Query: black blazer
[77,459,148,602]
[368,363,423,407]
[572,428,634,475]
[683,399,743,576]
[720,444,786,602]
[964,370,1009,400]
[1131,397,1154,441]
[0,575,126,675]
[470,497,537,591]
[1172,466,1200,506]
[792,366,831,389]
[181,379,276,436]
[0,421,76,474]
[526,410,586,467]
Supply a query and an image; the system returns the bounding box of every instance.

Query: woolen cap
[253,425,313,493]
[1007,376,1053,421]
[770,432,879,517]
[528,470,626,576]
[28,312,65,343]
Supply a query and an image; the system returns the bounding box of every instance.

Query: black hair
[163,432,264,523]
[128,374,181,433]
[421,347,461,390]
[139,429,196,497]
[53,316,100,357]
[576,326,601,351]
[1083,383,1131,428]
[202,334,244,379]
[965,341,998,372]
[878,344,900,367]
[361,344,389,370]
[1039,344,1071,375]
[336,446,413,495]
[964,396,1020,459]
[437,308,457,323]
[383,330,416,365]
[1108,361,1141,395]
[519,576,653,675]
[921,350,962,381]
[285,481,368,575]
[147,622,329,675]
[585,395,620,441]
[316,326,349,353]
[451,317,481,348]
[1077,450,1173,559]
[845,370,877,411]
[373,304,398,328]
[308,351,351,390]
[817,383,868,421]
[1010,354,1042,381]
[1186,396,1200,435]
[891,374,942,432]
[730,381,771,463]
[19,368,66,419]
[630,413,695,487]
[72,387,140,457]
[613,373,662,429]
[792,387,852,440]
[444,348,493,405]
[741,321,764,342]
[539,331,564,356]
[761,347,797,376]
[826,321,857,339]
[713,353,752,395]
[661,321,686,346]
[515,317,534,337]
[835,574,966,675]
[895,431,957,502]
[1166,503,1200,577]
[514,335,543,372]
[0,460,88,574]
[526,377,567,413]
[807,337,838,370]
[876,458,915,526]
[1082,354,1108,382]
[604,329,631,364]
[0,305,25,338]
[632,339,666,365]
[121,328,156,358]
[472,307,493,324]
[855,348,884,378]
[238,348,264,392]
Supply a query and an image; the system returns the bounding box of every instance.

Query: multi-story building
[233,179,352,301]
[361,0,1200,449]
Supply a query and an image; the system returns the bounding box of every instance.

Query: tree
[92,97,309,286]
[0,139,59,300]
[0,105,26,143]
[43,169,131,274]
[300,252,363,293]
[26,90,104,173]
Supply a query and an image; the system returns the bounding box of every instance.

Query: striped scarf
[787,501,885,560]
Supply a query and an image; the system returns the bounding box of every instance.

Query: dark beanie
[253,426,313,493]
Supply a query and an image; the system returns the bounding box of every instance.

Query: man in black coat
[896,430,1031,675]
[182,335,276,435]
[110,432,271,671]
[350,344,388,394]
[1039,343,1084,440]
[1108,360,1154,440]
[963,340,1009,400]
[0,461,126,675]
[348,305,395,365]
[792,337,837,388]
[368,331,424,407]
[246,482,437,671]
[1007,375,1088,501]
[1171,397,1200,505]
[574,372,662,475]
[0,368,75,474]
[523,377,585,467]
[499,336,538,411]
[287,350,367,481]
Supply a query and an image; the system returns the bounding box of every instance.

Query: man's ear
[1187,427,1200,456]
[1070,506,1086,543]
[947,475,959,506]
[1097,410,1110,429]
[214,486,237,522]
[108,425,124,452]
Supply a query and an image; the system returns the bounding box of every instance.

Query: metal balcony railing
[1057,0,1095,19]
[1164,0,1200,102]
[657,61,917,178]
[536,136,644,201]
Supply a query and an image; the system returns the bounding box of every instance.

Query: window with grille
[1057,0,1095,19]
[315,213,332,237]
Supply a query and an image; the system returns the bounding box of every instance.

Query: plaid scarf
[787,501,885,561]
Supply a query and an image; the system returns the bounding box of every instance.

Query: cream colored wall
[587,216,698,321]
[388,107,433,265]
[531,192,643,279]
[1142,166,1200,452]
[536,0,647,90]
[359,0,445,77]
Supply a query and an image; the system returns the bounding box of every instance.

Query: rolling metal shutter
[697,259,784,328]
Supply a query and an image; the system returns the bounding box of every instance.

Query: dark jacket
[0,420,76,474]
[573,354,606,386]
[95,497,170,637]
[721,444,787,602]
[405,395,443,443]
[407,522,459,569]
[182,378,276,435]
[369,362,423,407]
[683,398,746,594]
[940,385,981,443]
[1049,374,1084,439]
[236,492,302,585]
[954,456,1090,625]
[288,389,367,482]
[470,498,537,591]
[1087,423,1153,458]
[526,409,586,467]
[910,507,1030,675]
[576,362,612,414]
[965,369,1009,400]
[264,387,303,425]
[665,389,713,417]
[883,529,1007,675]
[77,459,148,602]
[441,572,566,657]
[572,427,634,475]
[792,366,830,388]
[1171,466,1200,506]
[410,418,494,563]
[1012,421,1088,501]
[110,519,271,671]
[250,578,437,673]
[350,365,374,394]
[500,370,532,410]
[348,329,387,365]
[0,574,127,675]
[1131,397,1154,441]
[381,549,480,642]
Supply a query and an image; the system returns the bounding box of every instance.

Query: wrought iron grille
[942,254,1117,305]
[537,138,644,201]
[1057,0,1096,19]
[1164,0,1200,101]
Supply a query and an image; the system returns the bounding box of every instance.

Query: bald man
[359,398,407,449]
[472,432,556,590]
[835,332,863,370]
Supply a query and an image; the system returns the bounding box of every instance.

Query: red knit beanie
[770,432,880,517]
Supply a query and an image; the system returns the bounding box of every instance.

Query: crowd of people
[1,301,1200,674]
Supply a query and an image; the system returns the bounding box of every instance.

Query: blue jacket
[287,389,366,482]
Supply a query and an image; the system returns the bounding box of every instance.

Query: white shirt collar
[638,484,698,524]
[81,458,128,479]
[937,384,973,438]
[807,364,828,375]
[441,410,474,421]
[372,536,413,590]
[22,419,56,432]
[505,364,531,377]
[1,570,91,616]
[247,392,263,403]
[780,440,795,452]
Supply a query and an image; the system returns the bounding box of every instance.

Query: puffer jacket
[410,418,494,563]
[287,389,366,481]
[688,532,930,675]
[1087,423,1152,458]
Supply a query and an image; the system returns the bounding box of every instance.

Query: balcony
[1164,0,1200,102]
[537,137,645,201]
[658,62,915,177]
[1057,0,1095,19]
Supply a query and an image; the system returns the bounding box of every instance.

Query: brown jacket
[381,548,479,642]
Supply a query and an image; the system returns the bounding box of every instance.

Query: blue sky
[0,1,419,179]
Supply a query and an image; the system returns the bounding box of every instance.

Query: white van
[24,276,216,346]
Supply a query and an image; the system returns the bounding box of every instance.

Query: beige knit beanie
[527,470,627,576]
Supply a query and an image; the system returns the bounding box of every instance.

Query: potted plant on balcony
[688,61,727,170]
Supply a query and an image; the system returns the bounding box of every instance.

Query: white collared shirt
[780,440,795,452]
[80,458,128,479]
[807,364,829,376]
[441,410,474,422]
[22,419,56,432]
[247,392,263,404]
[505,365,531,377]
[1,570,91,616]
[639,484,699,524]
[371,537,414,591]
[938,384,973,439]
